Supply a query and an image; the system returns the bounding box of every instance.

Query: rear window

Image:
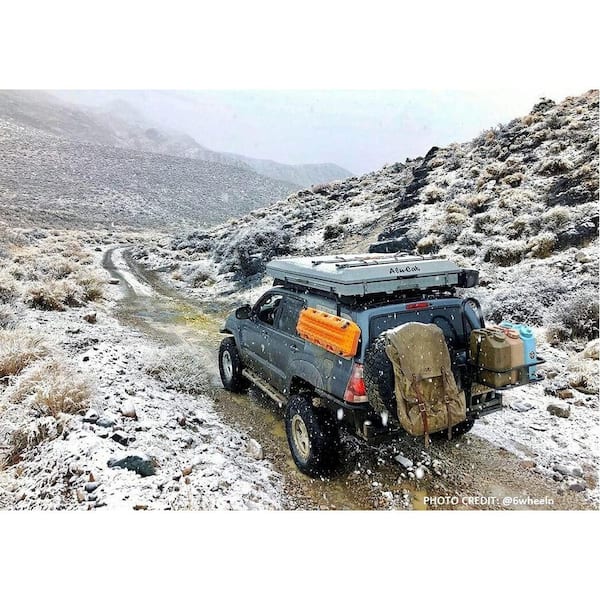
[370,305,466,346]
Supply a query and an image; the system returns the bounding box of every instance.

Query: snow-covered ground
[0,235,283,510]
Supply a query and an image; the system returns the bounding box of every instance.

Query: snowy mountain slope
[0,117,298,230]
[1,91,352,188]
[137,90,599,500]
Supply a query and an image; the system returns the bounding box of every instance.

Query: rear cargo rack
[467,357,546,390]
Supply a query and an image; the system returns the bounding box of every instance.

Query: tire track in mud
[102,247,592,510]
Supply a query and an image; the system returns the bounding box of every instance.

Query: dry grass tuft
[9,358,92,417]
[0,330,50,380]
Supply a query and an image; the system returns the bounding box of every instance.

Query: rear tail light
[344,362,368,403]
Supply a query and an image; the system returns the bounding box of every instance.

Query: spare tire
[363,333,397,420]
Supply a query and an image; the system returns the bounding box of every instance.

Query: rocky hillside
[0,116,298,230]
[143,90,598,342]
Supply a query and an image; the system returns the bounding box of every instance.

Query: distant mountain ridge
[3,90,353,188]
[0,91,299,230]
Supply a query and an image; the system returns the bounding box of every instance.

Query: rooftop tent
[266,254,479,298]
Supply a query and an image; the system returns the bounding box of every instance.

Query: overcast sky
[56,88,583,174]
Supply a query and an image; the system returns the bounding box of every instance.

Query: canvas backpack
[384,322,467,447]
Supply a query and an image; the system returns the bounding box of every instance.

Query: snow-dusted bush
[502,172,524,188]
[462,193,490,215]
[214,225,291,277]
[323,224,344,241]
[417,234,440,254]
[0,330,50,380]
[541,206,571,230]
[546,288,599,341]
[422,185,445,204]
[0,271,17,304]
[9,358,92,417]
[24,280,80,310]
[483,241,526,266]
[527,232,557,258]
[537,156,573,175]
[145,345,208,394]
[181,263,215,287]
[0,305,17,330]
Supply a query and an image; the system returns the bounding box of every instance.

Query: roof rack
[267,253,478,299]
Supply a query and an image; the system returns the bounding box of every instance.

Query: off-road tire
[284,394,340,478]
[218,337,249,393]
[363,333,397,421]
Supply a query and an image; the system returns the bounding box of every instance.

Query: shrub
[417,234,440,254]
[541,206,571,230]
[9,358,92,417]
[0,330,49,380]
[214,225,291,277]
[422,185,445,204]
[145,345,208,394]
[528,232,557,258]
[463,193,490,215]
[323,224,344,241]
[0,271,17,304]
[0,305,17,330]
[2,416,67,467]
[24,280,78,310]
[546,288,599,341]
[181,264,214,287]
[537,157,573,175]
[483,241,526,266]
[76,273,104,302]
[503,172,523,188]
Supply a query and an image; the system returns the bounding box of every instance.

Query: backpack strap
[441,366,453,441]
[412,374,430,448]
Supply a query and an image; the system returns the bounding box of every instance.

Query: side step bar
[242,369,288,406]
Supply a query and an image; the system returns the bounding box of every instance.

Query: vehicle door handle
[290,344,299,352]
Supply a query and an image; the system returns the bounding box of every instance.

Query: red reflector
[406,302,431,310]
[344,363,368,403]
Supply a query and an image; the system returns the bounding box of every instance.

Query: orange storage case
[296,308,361,359]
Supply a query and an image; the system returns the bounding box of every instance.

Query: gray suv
[218,261,503,477]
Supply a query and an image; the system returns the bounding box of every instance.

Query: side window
[254,293,283,326]
[276,297,305,336]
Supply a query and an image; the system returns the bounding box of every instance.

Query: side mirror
[235,304,252,320]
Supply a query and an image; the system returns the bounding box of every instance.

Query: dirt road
[102,247,592,510]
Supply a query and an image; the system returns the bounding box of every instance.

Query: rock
[111,430,130,446]
[521,460,537,469]
[182,465,193,477]
[94,247,102,252]
[567,479,587,492]
[133,504,148,510]
[575,251,592,263]
[553,464,583,478]
[557,389,574,400]
[82,356,90,362]
[547,401,571,418]
[83,409,99,423]
[83,313,97,324]
[394,454,414,469]
[582,339,599,360]
[96,416,116,428]
[246,438,264,460]
[107,454,156,477]
[76,489,86,503]
[510,400,534,412]
[84,482,100,493]
[530,423,548,431]
[120,400,137,420]
[108,279,120,285]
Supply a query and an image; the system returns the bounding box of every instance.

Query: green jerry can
[469,328,514,388]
